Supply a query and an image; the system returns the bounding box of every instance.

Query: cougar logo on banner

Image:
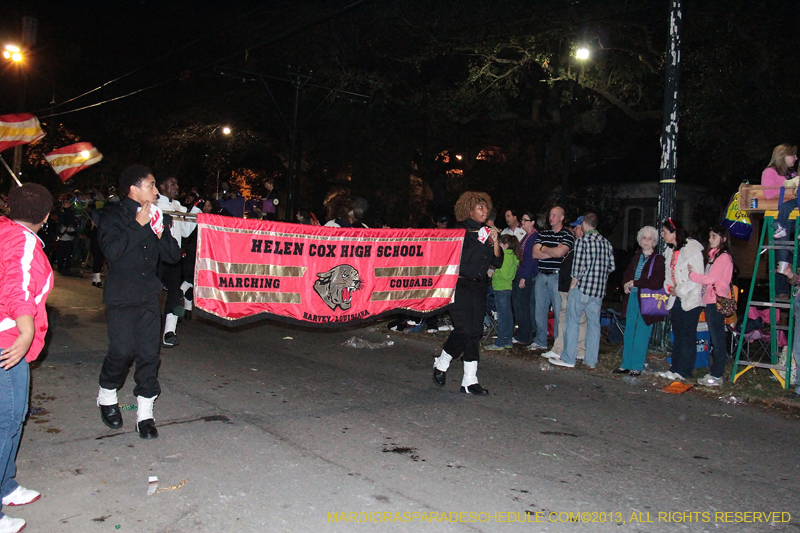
[313,264,363,311]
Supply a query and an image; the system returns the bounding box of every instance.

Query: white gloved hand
[149,204,164,235]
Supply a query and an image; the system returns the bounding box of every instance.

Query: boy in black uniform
[94,165,181,439]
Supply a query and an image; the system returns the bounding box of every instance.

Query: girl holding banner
[433,192,502,395]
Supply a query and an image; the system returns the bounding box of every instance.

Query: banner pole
[0,155,23,187]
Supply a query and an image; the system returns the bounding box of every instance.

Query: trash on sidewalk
[283,336,293,340]
[539,362,553,371]
[119,404,137,410]
[719,394,744,406]
[544,384,557,390]
[621,375,642,386]
[342,336,395,349]
[148,475,189,496]
[661,382,692,394]
[147,476,158,496]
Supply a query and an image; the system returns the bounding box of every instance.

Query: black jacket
[457,218,503,282]
[94,197,181,307]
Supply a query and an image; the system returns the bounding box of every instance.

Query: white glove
[138,204,164,235]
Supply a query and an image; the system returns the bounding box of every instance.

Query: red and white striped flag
[45,142,103,182]
[0,113,45,152]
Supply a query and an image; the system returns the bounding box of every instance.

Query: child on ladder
[762,144,798,298]
[485,234,521,350]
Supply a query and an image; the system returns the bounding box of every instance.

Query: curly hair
[453,191,493,222]
[9,183,53,224]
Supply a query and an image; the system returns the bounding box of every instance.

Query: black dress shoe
[433,368,446,387]
[137,419,159,439]
[100,404,123,429]
[183,310,192,321]
[613,368,630,374]
[162,332,179,348]
[460,383,489,395]
[629,371,641,377]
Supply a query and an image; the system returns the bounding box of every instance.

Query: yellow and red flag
[0,113,45,152]
[45,142,103,182]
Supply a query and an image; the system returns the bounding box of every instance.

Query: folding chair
[601,308,625,354]
[481,311,499,346]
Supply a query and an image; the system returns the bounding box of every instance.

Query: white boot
[92,272,102,283]
[433,350,452,372]
[136,395,158,423]
[461,360,479,387]
[164,313,178,336]
[97,387,118,407]
[460,361,489,395]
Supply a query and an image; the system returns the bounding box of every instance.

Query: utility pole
[652,0,682,349]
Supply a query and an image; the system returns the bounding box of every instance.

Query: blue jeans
[705,303,728,378]
[562,287,602,366]
[621,289,653,371]
[0,358,29,520]
[669,302,702,378]
[534,273,560,346]
[512,277,536,344]
[493,290,513,347]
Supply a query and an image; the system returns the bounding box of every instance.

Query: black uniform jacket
[94,197,181,307]
[457,218,503,283]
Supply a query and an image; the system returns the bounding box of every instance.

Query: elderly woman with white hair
[615,225,666,375]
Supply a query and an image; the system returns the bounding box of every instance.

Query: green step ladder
[732,210,797,389]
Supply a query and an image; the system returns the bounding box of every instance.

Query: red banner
[194,214,464,326]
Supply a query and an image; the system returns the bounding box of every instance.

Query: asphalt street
[6,273,799,532]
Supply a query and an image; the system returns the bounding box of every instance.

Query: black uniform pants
[99,303,161,398]
[159,261,183,315]
[443,278,487,363]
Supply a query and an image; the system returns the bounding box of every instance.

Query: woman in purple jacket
[616,226,665,375]
[512,212,539,345]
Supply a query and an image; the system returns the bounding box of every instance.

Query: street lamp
[3,44,23,62]
[4,44,27,179]
[562,46,591,201]
[222,127,231,135]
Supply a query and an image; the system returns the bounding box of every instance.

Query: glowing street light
[576,47,590,60]
[222,127,231,135]
[3,44,23,62]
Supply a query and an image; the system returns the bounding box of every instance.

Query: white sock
[462,361,479,387]
[92,273,101,283]
[184,299,193,311]
[137,395,158,422]
[180,281,193,292]
[433,350,453,372]
[164,313,178,336]
[97,387,118,407]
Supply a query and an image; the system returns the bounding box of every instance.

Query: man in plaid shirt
[549,212,615,368]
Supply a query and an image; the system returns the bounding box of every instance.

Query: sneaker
[0,516,26,533]
[438,324,454,331]
[657,370,683,381]
[483,344,506,351]
[527,342,547,351]
[2,485,41,506]
[541,350,560,359]
[697,374,724,386]
[548,356,575,368]
[427,328,438,334]
[512,338,527,345]
[774,225,787,239]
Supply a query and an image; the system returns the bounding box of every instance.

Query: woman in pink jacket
[688,225,734,387]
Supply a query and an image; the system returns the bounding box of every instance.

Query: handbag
[715,284,736,317]
[638,258,669,317]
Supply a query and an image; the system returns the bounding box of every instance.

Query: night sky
[1,0,798,227]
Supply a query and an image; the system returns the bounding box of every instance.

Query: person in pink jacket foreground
[0,183,54,533]
[688,225,734,387]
